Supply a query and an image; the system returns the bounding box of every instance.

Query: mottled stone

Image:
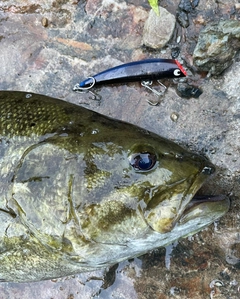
[143,6,176,49]
[193,20,240,75]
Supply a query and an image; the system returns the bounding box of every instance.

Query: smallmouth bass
[0,91,229,282]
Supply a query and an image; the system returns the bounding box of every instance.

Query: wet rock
[142,6,176,49]
[177,10,189,28]
[171,46,180,58]
[178,0,200,13]
[193,20,240,75]
[176,82,203,98]
[176,9,189,28]
[176,0,200,28]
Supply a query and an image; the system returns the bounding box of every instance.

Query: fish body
[0,91,229,282]
[74,58,187,90]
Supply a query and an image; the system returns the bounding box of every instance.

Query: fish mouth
[178,194,230,226]
[168,163,218,226]
[144,160,229,233]
[184,194,229,211]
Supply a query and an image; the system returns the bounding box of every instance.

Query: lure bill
[73,58,187,92]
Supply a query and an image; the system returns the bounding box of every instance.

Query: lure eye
[129,152,157,171]
[173,69,181,76]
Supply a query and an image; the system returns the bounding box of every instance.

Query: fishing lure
[73,58,187,92]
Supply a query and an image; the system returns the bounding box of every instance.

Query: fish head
[0,91,229,282]
[84,119,228,236]
[126,141,215,233]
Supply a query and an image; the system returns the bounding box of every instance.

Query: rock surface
[0,0,240,298]
[193,19,240,75]
[142,6,176,49]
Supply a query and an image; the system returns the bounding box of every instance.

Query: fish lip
[184,194,230,213]
[178,194,230,226]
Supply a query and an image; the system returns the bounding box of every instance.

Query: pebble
[170,112,179,122]
[171,46,180,59]
[176,9,189,28]
[235,3,240,10]
[176,0,200,28]
[176,83,203,98]
[41,17,48,27]
[142,6,176,49]
[178,0,199,13]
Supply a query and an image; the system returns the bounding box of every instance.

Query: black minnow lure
[73,58,187,91]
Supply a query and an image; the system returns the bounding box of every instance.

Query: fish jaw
[125,195,230,256]
[143,161,216,234]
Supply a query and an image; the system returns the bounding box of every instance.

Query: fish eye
[129,152,157,171]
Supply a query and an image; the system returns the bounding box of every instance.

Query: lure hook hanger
[73,77,96,92]
[73,77,102,101]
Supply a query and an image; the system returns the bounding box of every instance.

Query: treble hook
[141,80,167,105]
